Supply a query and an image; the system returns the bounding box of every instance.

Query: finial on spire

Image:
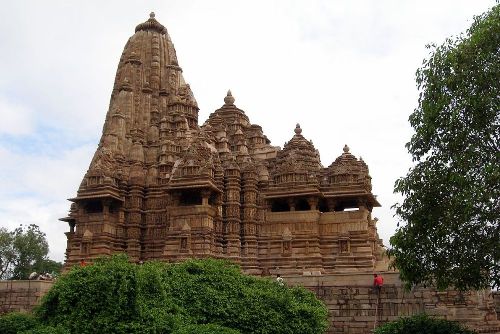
[294,123,302,135]
[224,90,235,105]
[343,144,350,153]
[136,12,167,34]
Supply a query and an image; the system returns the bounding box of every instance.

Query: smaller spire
[294,123,302,135]
[150,12,155,19]
[343,144,350,153]
[224,90,235,105]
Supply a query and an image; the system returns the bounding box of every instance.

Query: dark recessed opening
[271,199,290,212]
[85,200,103,213]
[179,190,202,206]
[296,198,310,211]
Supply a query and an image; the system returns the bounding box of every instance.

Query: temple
[61,13,387,275]
[55,14,500,333]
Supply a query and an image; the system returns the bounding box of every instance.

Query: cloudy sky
[0,0,496,262]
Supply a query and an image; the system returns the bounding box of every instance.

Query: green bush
[33,255,328,334]
[163,259,328,334]
[20,325,70,334]
[0,312,39,334]
[173,323,241,334]
[374,313,476,334]
[36,255,183,334]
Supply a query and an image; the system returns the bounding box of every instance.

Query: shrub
[173,323,241,334]
[0,312,39,334]
[36,255,184,334]
[34,255,328,334]
[20,325,70,334]
[162,259,328,334]
[374,313,476,334]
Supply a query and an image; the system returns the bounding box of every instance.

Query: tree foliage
[0,225,62,280]
[391,4,500,290]
[374,314,476,334]
[27,255,328,334]
[0,227,16,279]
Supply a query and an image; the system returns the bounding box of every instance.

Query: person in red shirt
[373,273,383,293]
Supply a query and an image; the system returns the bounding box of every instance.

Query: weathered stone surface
[0,280,53,314]
[282,273,500,333]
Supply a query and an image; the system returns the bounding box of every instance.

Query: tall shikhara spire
[62,14,384,275]
[79,12,199,194]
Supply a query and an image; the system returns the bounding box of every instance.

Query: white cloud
[0,97,35,136]
[0,144,95,262]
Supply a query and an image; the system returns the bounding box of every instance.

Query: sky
[0,0,497,263]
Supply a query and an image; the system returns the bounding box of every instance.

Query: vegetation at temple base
[0,225,63,280]
[390,4,500,291]
[173,324,241,334]
[374,313,476,334]
[0,255,328,334]
[0,312,40,334]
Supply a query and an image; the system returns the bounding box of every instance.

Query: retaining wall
[0,280,54,314]
[287,272,500,334]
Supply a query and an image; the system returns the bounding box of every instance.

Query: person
[276,274,284,286]
[80,259,87,267]
[373,273,383,293]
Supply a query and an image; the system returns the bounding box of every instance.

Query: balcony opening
[296,198,310,211]
[179,190,202,206]
[85,200,103,213]
[271,199,290,212]
[318,198,328,212]
[334,200,358,212]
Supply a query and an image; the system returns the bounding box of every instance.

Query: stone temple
[61,13,386,274]
[59,14,500,333]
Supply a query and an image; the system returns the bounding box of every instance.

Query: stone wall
[1,277,499,334]
[0,280,54,314]
[287,272,500,334]
[494,292,500,314]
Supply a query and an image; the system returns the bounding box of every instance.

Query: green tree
[0,225,62,280]
[374,314,476,334]
[33,255,328,334]
[391,4,500,290]
[0,227,16,278]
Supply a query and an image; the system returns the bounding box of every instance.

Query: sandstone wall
[287,272,500,334]
[0,280,54,314]
[494,292,500,315]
